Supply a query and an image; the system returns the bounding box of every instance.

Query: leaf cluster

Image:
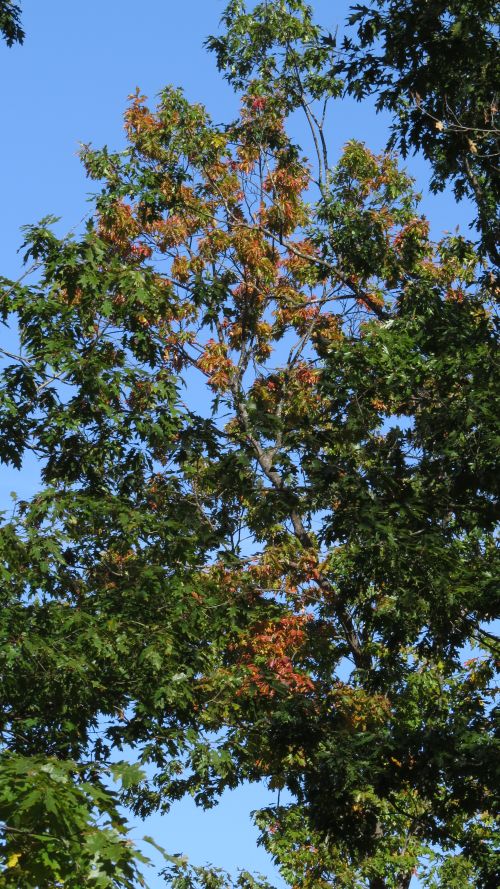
[0,0,23,46]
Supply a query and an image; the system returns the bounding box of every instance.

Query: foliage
[337,0,500,265]
[0,2,498,888]
[0,754,150,887]
[162,859,275,889]
[206,0,342,112]
[0,0,23,46]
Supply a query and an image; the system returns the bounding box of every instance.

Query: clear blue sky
[0,2,475,886]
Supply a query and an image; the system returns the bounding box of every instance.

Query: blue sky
[0,2,477,886]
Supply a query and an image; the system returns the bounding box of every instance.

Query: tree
[0,1,24,46]
[337,0,500,266]
[0,2,498,887]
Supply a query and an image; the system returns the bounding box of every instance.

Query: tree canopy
[338,0,500,265]
[0,2,498,888]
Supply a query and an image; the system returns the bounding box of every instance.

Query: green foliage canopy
[337,0,500,265]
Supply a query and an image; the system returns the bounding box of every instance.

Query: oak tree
[0,2,498,887]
